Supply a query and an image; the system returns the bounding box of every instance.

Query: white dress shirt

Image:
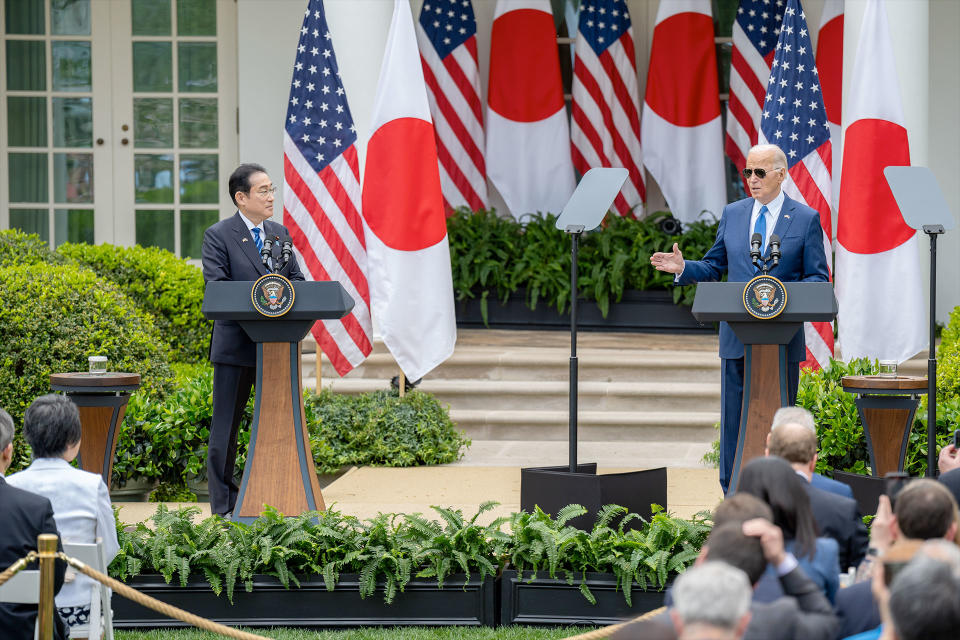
[7,458,120,607]
[238,210,271,268]
[749,189,785,253]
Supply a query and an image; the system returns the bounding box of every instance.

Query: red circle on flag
[817,17,844,125]
[362,118,447,251]
[644,13,720,127]
[487,9,564,122]
[837,119,914,254]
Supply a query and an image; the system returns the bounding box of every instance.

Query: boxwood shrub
[0,228,66,268]
[0,262,174,470]
[57,243,209,363]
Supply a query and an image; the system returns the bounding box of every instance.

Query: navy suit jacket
[201,212,305,367]
[811,472,855,499]
[676,195,830,360]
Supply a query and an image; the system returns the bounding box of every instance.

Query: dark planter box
[456,289,711,333]
[500,570,667,626]
[113,573,496,628]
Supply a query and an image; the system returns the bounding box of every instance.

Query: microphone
[260,235,275,272]
[769,234,781,268]
[750,232,762,266]
[279,237,294,271]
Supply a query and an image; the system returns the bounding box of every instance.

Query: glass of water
[88,355,108,375]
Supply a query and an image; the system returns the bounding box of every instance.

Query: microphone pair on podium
[751,232,781,274]
[260,235,294,273]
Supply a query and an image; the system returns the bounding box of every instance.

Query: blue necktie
[754,205,769,252]
[251,227,263,252]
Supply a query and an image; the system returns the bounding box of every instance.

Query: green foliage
[110,503,710,607]
[0,229,66,267]
[0,262,174,470]
[57,242,210,363]
[445,210,720,322]
[938,306,960,402]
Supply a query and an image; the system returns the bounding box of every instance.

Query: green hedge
[446,209,720,322]
[57,243,209,363]
[0,228,66,268]
[0,263,174,470]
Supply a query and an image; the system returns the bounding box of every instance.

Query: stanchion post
[37,533,58,640]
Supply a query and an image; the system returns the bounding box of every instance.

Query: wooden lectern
[692,281,837,490]
[202,280,354,522]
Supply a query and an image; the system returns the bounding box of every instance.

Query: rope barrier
[0,552,37,587]
[561,606,668,639]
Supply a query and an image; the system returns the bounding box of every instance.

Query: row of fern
[110,503,710,606]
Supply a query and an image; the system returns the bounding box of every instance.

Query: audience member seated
[836,480,959,639]
[765,414,869,570]
[669,562,753,640]
[7,394,119,636]
[769,407,853,498]
[649,519,838,640]
[736,456,840,603]
[0,407,68,640]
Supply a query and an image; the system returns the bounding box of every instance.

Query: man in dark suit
[651,144,830,493]
[201,164,305,517]
[769,406,854,498]
[0,408,67,640]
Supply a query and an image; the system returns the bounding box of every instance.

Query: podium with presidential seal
[692,278,837,490]
[202,276,354,522]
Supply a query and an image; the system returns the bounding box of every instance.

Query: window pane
[52,41,92,92]
[54,153,93,203]
[53,97,93,147]
[9,209,49,241]
[180,154,218,204]
[181,209,217,258]
[6,40,45,90]
[135,154,174,203]
[179,98,217,148]
[134,98,173,148]
[54,208,94,246]
[8,96,47,147]
[9,152,48,202]
[178,42,217,92]
[133,42,172,92]
[131,0,171,36]
[51,0,90,35]
[177,0,215,36]
[135,209,174,252]
[5,0,44,34]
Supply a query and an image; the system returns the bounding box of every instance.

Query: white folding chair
[62,540,113,640]
[0,569,41,639]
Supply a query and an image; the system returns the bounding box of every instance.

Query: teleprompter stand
[519,169,667,529]
[884,166,956,477]
[202,281,354,522]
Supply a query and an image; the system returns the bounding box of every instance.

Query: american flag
[415,0,487,213]
[282,0,373,376]
[570,0,644,216]
[759,0,834,370]
[725,0,787,173]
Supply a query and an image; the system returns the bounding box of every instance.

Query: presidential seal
[743,275,787,319]
[251,274,295,318]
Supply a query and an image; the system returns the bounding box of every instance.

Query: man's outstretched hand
[650,242,684,275]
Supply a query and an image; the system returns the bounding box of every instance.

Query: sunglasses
[742,167,782,179]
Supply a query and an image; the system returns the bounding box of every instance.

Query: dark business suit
[804,482,869,571]
[201,211,305,515]
[811,472,855,499]
[676,194,830,492]
[0,477,68,640]
[834,581,880,639]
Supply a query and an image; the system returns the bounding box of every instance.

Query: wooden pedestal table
[841,375,928,476]
[49,372,142,485]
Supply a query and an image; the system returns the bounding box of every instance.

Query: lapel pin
[242,237,249,242]
[784,214,790,219]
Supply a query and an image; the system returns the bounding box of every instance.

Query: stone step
[448,409,719,442]
[310,377,720,413]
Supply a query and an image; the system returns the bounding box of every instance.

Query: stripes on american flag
[570,0,644,216]
[725,0,787,173]
[282,0,373,376]
[758,0,834,370]
[415,0,487,213]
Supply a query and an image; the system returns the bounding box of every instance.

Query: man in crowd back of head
[769,406,852,498]
[766,407,868,571]
[0,408,68,640]
[835,480,960,638]
[669,562,753,640]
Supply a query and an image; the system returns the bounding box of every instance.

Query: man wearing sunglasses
[650,144,830,494]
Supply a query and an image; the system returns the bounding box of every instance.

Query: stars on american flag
[420,0,476,58]
[760,2,829,164]
[287,7,356,170]
[736,0,786,56]
[578,0,631,54]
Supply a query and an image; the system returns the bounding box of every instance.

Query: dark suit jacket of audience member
[811,472,855,499]
[0,477,68,640]
[804,482,869,570]
[834,580,880,640]
[650,565,838,640]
